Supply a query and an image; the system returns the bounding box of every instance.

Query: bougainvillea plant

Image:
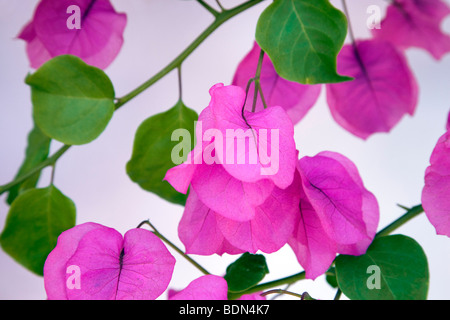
[0,0,449,301]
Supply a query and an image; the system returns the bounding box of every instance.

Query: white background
[0,0,449,300]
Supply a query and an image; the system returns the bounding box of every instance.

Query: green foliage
[126,100,198,205]
[26,55,115,145]
[0,186,76,276]
[224,252,269,293]
[335,235,429,300]
[6,125,51,205]
[256,0,352,84]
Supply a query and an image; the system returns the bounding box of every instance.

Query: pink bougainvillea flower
[372,0,450,60]
[289,151,379,279]
[44,222,176,300]
[165,105,275,222]
[169,275,228,300]
[168,275,266,300]
[18,0,127,69]
[289,184,337,280]
[232,41,321,125]
[215,170,301,253]
[165,83,297,221]
[326,39,418,140]
[422,130,450,237]
[177,189,244,256]
[178,172,300,255]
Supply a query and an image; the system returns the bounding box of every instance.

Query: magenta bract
[422,130,450,237]
[169,275,228,300]
[165,83,297,221]
[372,0,450,60]
[44,223,176,300]
[289,152,379,279]
[18,0,127,69]
[326,39,418,140]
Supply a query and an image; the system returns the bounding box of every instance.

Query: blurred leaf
[6,125,51,205]
[335,235,429,300]
[26,55,115,145]
[126,100,198,205]
[0,186,76,276]
[224,252,269,293]
[326,267,338,289]
[255,0,351,84]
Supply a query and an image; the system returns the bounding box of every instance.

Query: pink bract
[168,275,266,300]
[232,41,321,125]
[422,130,450,237]
[169,275,228,300]
[372,0,450,60]
[289,152,379,279]
[179,184,299,255]
[326,39,418,140]
[165,83,297,221]
[44,223,176,300]
[18,0,127,69]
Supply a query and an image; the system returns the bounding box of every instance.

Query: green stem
[197,0,220,17]
[228,271,306,300]
[0,144,71,195]
[376,204,424,237]
[251,49,267,112]
[177,66,183,101]
[215,0,226,11]
[341,0,356,44]
[137,220,210,276]
[49,163,56,186]
[334,288,342,300]
[115,0,265,110]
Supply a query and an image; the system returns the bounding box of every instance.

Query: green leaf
[335,235,429,300]
[255,0,352,84]
[325,267,338,289]
[0,186,76,276]
[6,125,51,205]
[224,252,269,293]
[26,55,115,145]
[126,100,198,205]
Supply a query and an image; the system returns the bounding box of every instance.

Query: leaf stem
[0,144,71,196]
[215,0,226,11]
[50,163,56,186]
[137,220,210,276]
[196,0,220,17]
[334,288,342,300]
[177,66,183,101]
[376,204,424,237]
[251,49,267,112]
[228,271,306,300]
[341,0,356,44]
[115,0,266,110]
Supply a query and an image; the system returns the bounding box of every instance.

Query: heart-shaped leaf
[126,100,198,205]
[26,55,115,145]
[1,186,76,276]
[255,0,351,84]
[335,235,429,300]
[224,252,269,293]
